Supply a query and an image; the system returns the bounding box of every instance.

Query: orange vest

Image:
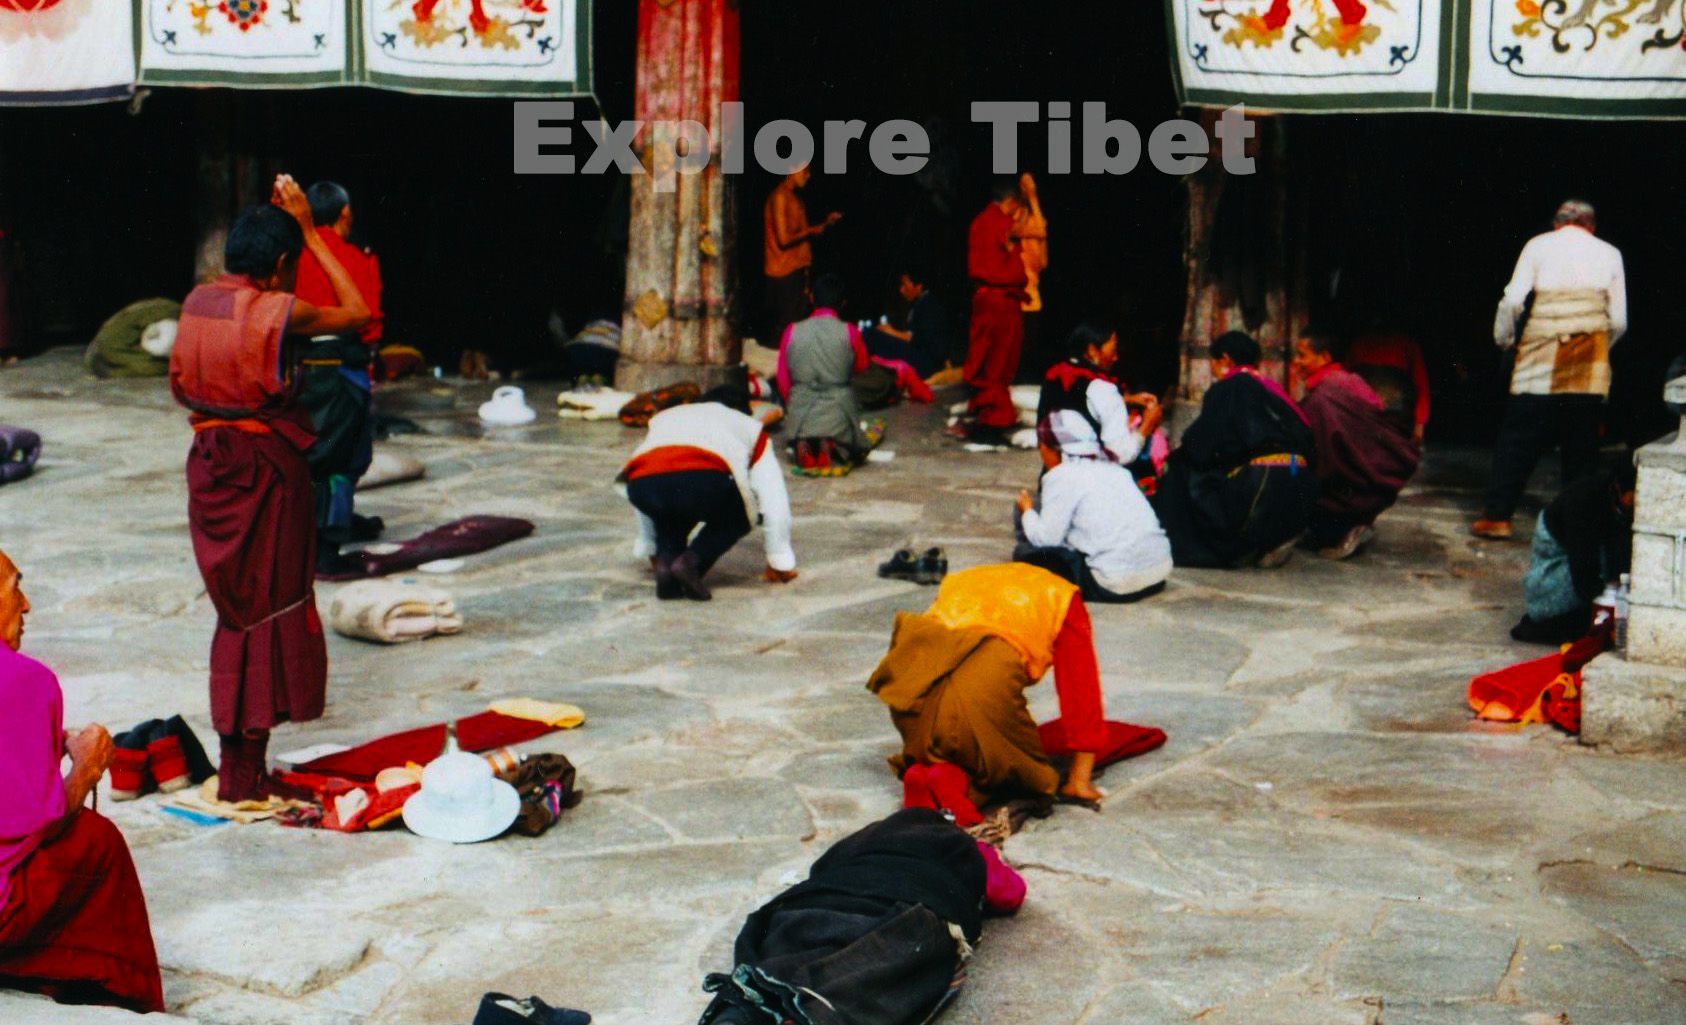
[926,563,1078,681]
[169,275,295,418]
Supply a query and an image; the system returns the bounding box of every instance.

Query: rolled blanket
[0,425,41,484]
[557,387,635,421]
[328,579,463,644]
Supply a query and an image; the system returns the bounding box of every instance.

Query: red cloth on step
[0,811,164,1014]
[293,711,558,782]
[1038,719,1167,768]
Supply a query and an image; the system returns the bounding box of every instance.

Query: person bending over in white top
[1013,410,1172,603]
[619,388,796,601]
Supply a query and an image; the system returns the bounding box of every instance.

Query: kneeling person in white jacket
[620,387,797,601]
[1014,409,1172,603]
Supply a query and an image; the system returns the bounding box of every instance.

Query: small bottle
[1592,583,1619,634]
[1615,573,1631,650]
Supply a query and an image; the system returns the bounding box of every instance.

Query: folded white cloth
[480,386,537,426]
[360,449,426,490]
[328,579,463,644]
[557,387,635,421]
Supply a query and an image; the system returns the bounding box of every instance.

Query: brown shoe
[671,551,712,601]
[1471,518,1512,540]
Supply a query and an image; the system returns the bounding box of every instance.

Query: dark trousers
[1483,393,1604,521]
[1011,542,1164,604]
[626,470,751,574]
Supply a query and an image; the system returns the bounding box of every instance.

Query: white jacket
[627,404,796,571]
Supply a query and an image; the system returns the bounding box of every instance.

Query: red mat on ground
[1039,718,1167,767]
[294,711,557,781]
[320,515,534,581]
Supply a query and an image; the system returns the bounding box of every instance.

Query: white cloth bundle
[557,388,635,421]
[360,449,426,490]
[328,579,463,645]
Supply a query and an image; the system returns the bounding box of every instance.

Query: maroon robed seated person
[1290,329,1421,560]
[169,175,370,802]
[0,548,165,1013]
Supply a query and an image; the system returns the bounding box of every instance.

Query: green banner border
[133,0,592,100]
[1166,0,1686,121]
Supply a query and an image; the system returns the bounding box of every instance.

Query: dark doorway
[738,2,1188,394]
[1292,115,1686,449]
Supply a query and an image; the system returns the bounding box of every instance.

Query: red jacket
[295,227,384,345]
[967,203,1027,291]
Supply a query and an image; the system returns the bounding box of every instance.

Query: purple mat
[322,516,535,581]
[0,425,40,484]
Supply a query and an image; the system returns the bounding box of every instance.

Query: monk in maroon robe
[170,176,370,802]
[0,548,165,1014]
[960,178,1029,440]
[1292,331,1421,559]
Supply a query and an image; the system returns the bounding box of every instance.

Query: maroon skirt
[187,424,327,735]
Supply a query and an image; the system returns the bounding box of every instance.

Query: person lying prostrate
[1037,320,1162,465]
[1015,410,1172,603]
[0,548,165,1013]
[620,387,797,602]
[868,562,1108,821]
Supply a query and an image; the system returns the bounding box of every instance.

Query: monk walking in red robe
[169,175,370,802]
[0,547,165,1013]
[958,178,1030,444]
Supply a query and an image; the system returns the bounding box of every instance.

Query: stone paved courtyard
[1,349,1683,1025]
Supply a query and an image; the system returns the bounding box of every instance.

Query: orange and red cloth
[1467,627,1609,733]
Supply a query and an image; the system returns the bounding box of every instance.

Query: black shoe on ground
[315,548,367,580]
[671,551,712,601]
[473,992,590,1025]
[878,548,922,582]
[917,547,948,585]
[349,513,385,542]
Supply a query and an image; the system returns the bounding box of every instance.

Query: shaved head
[0,549,28,651]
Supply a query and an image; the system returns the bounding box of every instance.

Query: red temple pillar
[616,0,741,393]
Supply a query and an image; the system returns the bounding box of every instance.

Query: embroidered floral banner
[363,0,585,96]
[1168,0,1449,111]
[1467,0,1686,116]
[1167,0,1686,117]
[138,0,350,87]
[1,0,591,100]
[0,0,136,105]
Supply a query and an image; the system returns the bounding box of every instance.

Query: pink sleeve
[775,323,796,402]
[0,657,67,887]
[849,323,869,373]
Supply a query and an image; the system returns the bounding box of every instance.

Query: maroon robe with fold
[172,276,328,735]
[1300,364,1420,526]
[964,203,1028,429]
[0,646,164,1013]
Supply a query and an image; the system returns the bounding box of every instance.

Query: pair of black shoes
[113,715,217,784]
[878,547,947,585]
[473,993,589,1025]
[655,551,711,601]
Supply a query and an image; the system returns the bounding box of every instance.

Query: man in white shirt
[1474,199,1627,541]
[619,389,797,601]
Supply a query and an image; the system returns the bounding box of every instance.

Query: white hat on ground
[479,386,537,426]
[402,751,520,844]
